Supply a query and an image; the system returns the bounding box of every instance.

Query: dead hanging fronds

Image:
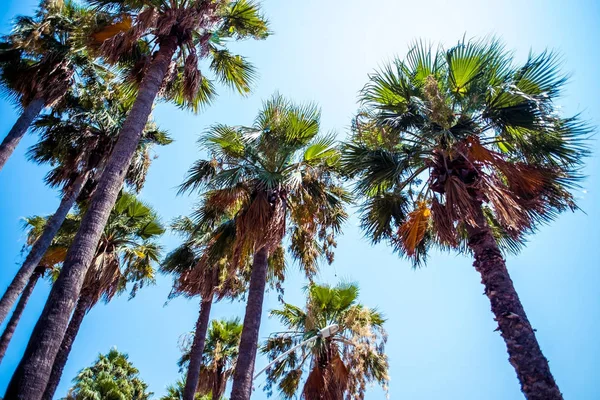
[431,197,458,247]
[481,175,531,235]
[100,31,135,64]
[397,201,431,257]
[232,190,287,269]
[183,51,201,101]
[444,175,478,226]
[466,135,496,164]
[92,15,133,45]
[156,8,178,37]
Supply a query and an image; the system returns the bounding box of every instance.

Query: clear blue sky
[1,0,599,399]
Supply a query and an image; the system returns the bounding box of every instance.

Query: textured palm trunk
[41,291,92,400]
[4,35,179,400]
[466,206,562,400]
[0,269,42,364]
[230,247,269,400]
[183,299,213,400]
[0,97,45,172]
[0,170,90,327]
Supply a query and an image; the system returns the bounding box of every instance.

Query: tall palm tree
[162,215,245,400]
[6,3,269,396]
[0,79,170,332]
[262,283,389,400]
[0,0,106,171]
[178,94,349,400]
[64,348,152,400]
[178,318,243,400]
[41,191,164,399]
[342,38,590,400]
[0,214,73,362]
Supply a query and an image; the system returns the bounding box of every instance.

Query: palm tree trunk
[183,298,213,400]
[0,170,90,327]
[41,291,92,400]
[4,35,179,400]
[0,97,45,172]
[466,206,562,400]
[0,269,42,364]
[230,247,269,400]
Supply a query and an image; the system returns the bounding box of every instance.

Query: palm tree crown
[343,38,590,264]
[178,318,243,400]
[180,94,349,278]
[91,0,270,110]
[65,348,152,400]
[262,283,389,400]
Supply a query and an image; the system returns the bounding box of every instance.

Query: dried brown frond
[481,175,530,235]
[431,197,458,247]
[156,9,178,37]
[444,175,478,226]
[397,201,431,256]
[92,15,132,45]
[183,52,200,101]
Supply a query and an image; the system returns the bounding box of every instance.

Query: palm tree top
[90,0,270,111]
[179,93,350,279]
[262,282,389,399]
[343,37,592,265]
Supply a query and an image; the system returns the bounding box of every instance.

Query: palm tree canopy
[65,348,152,400]
[0,0,113,108]
[179,94,350,282]
[177,318,242,399]
[342,38,591,265]
[28,76,172,194]
[89,0,270,111]
[261,283,389,400]
[23,191,164,307]
[160,378,212,400]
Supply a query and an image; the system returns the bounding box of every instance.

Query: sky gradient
[1,0,599,399]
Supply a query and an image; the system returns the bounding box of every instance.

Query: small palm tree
[179,94,349,400]
[41,191,164,399]
[65,348,152,400]
[261,283,388,400]
[0,79,170,336]
[0,0,108,171]
[7,3,270,395]
[342,38,590,400]
[177,318,243,400]
[160,379,211,400]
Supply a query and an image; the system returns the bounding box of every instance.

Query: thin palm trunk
[5,35,179,400]
[41,291,92,400]
[0,97,45,172]
[230,247,269,400]
[0,170,90,327]
[466,206,562,400]
[0,269,42,364]
[183,298,213,400]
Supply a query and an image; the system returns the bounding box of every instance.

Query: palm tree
[178,94,349,400]
[342,38,590,400]
[178,318,243,400]
[41,191,164,400]
[0,215,75,363]
[160,379,211,400]
[0,79,170,333]
[261,283,388,400]
[0,0,105,171]
[162,215,246,400]
[6,2,269,396]
[64,348,152,400]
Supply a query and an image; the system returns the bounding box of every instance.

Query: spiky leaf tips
[261,283,389,400]
[343,38,591,265]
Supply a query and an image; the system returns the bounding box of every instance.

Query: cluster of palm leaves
[0,1,591,400]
